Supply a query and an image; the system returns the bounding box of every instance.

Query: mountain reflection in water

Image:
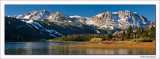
[5,42,154,55]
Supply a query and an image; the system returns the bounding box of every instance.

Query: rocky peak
[70,15,89,23]
[140,15,146,24]
[86,10,151,30]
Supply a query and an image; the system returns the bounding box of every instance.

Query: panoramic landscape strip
[5,5,155,55]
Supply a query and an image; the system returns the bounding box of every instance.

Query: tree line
[119,26,155,42]
[52,33,112,41]
[52,26,155,42]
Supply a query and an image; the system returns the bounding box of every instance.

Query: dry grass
[59,41,155,54]
[61,42,155,49]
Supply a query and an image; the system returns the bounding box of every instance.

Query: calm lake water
[5,42,153,55]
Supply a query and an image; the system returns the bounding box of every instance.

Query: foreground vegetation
[58,41,155,54]
[60,41,155,49]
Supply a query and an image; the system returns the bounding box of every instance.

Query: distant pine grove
[48,26,155,42]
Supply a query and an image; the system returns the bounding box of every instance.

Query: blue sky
[5,5,155,22]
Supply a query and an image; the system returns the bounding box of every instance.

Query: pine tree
[126,26,133,39]
[134,32,136,39]
[130,34,133,39]
[122,31,126,41]
[105,33,112,41]
[136,27,141,38]
[142,30,148,37]
[150,25,155,38]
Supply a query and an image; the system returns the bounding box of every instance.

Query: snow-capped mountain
[73,10,151,30]
[15,10,151,30]
[16,10,73,22]
[16,10,51,20]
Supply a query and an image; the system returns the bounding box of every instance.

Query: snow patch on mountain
[26,20,34,23]
[96,13,104,18]
[45,29,63,36]
[96,30,101,34]
[31,24,39,29]
[8,21,10,24]
[26,23,33,29]
[49,34,56,37]
[112,12,118,14]
[34,22,43,27]
[70,15,82,18]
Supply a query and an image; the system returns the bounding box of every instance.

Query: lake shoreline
[47,41,154,44]
[56,41,156,54]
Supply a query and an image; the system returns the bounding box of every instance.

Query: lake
[5,42,154,55]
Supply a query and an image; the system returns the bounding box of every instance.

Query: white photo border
[0,0,159,59]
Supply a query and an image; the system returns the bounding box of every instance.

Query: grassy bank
[60,42,155,49]
[58,41,155,54]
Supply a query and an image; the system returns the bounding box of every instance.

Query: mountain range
[14,10,151,29]
[5,10,152,41]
